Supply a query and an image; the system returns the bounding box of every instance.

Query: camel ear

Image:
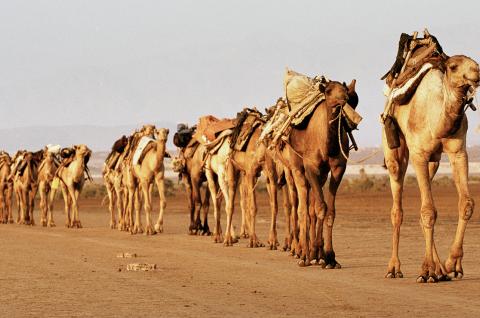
[319,83,326,94]
[347,79,356,92]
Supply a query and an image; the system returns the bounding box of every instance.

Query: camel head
[445,55,480,92]
[155,128,170,142]
[141,124,156,137]
[320,81,350,109]
[74,144,92,164]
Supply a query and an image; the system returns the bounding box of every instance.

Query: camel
[37,147,60,227]
[103,167,118,229]
[12,150,43,225]
[273,80,358,267]
[0,152,13,223]
[174,139,212,235]
[204,109,284,248]
[205,137,242,245]
[56,144,92,228]
[382,55,479,282]
[131,127,170,235]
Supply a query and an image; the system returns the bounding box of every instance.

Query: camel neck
[436,77,468,138]
[156,138,167,166]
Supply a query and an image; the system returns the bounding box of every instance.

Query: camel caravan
[0,145,92,228]
[0,29,477,283]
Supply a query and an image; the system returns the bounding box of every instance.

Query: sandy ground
[0,184,479,317]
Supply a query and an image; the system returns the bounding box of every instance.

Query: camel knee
[390,207,403,227]
[325,210,335,226]
[459,197,474,220]
[420,206,437,228]
[386,159,403,181]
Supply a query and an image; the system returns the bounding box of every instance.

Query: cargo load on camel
[192,115,236,145]
[259,68,362,149]
[380,29,471,149]
[381,29,447,108]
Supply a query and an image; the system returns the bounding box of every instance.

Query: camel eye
[450,64,458,72]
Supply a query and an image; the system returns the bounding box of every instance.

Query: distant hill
[349,145,480,164]
[0,122,177,152]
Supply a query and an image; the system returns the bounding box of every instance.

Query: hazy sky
[1,0,479,146]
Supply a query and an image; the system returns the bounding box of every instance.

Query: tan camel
[132,128,169,235]
[274,80,358,267]
[103,136,129,229]
[56,144,92,228]
[205,137,241,245]
[0,152,13,223]
[12,150,42,225]
[383,55,479,282]
[103,167,118,229]
[37,147,60,227]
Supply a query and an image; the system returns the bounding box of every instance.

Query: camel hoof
[310,259,318,266]
[416,276,427,283]
[47,222,56,228]
[427,276,438,283]
[145,227,157,235]
[385,272,395,279]
[298,259,310,267]
[448,271,463,280]
[154,224,163,233]
[437,274,451,282]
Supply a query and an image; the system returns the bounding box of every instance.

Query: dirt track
[1,184,479,317]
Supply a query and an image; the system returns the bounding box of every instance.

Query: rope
[337,109,382,164]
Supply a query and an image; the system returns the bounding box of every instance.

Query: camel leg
[184,177,196,235]
[291,167,309,266]
[6,185,13,223]
[265,168,279,250]
[0,189,5,223]
[154,173,166,233]
[68,185,82,229]
[281,185,292,251]
[303,161,328,266]
[60,183,71,227]
[219,165,235,247]
[191,176,203,235]
[201,185,211,235]
[444,150,474,279]
[141,181,156,235]
[106,183,116,229]
[322,165,345,269]
[47,186,57,227]
[307,195,317,263]
[239,177,249,239]
[132,188,143,234]
[39,183,47,227]
[418,162,449,280]
[115,186,124,231]
[244,172,262,248]
[19,189,28,225]
[285,169,299,257]
[28,186,37,226]
[411,156,438,283]
[206,168,222,243]
[383,132,408,278]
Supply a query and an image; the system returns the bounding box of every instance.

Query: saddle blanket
[133,136,155,166]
